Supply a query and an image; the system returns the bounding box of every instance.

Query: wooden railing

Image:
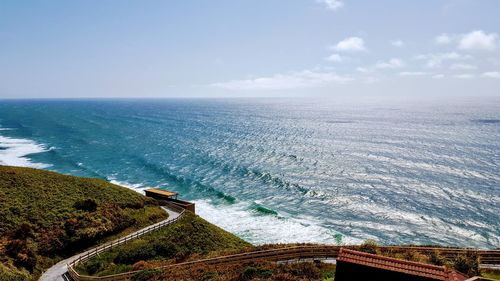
[67,202,186,281]
[67,240,500,281]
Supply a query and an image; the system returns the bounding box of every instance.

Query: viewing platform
[145,188,195,213]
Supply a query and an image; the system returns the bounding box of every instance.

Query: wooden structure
[144,188,195,213]
[335,248,468,281]
[144,188,178,200]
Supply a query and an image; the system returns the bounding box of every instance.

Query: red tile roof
[337,248,468,281]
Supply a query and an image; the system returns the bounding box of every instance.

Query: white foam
[194,199,362,245]
[0,135,51,169]
[109,179,147,193]
[104,180,355,245]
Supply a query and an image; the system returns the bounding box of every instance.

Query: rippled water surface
[0,98,499,248]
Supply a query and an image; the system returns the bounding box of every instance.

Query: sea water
[0,97,498,248]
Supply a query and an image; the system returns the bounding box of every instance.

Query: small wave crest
[249,202,278,216]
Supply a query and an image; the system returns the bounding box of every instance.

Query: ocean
[0,97,499,248]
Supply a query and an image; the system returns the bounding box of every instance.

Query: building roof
[144,188,178,197]
[337,248,467,281]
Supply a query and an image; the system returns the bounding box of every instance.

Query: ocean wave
[0,135,51,169]
[204,157,309,195]
[194,199,361,245]
[249,202,279,216]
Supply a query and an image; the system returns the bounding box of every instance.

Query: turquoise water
[0,98,499,248]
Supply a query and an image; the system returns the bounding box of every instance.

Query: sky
[1,0,500,98]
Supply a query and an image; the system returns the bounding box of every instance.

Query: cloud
[333,37,366,52]
[458,30,497,51]
[356,67,369,73]
[432,74,445,79]
[450,63,477,70]
[317,0,344,11]
[482,71,500,79]
[435,34,452,45]
[454,74,475,79]
[399,71,428,76]
[325,53,343,62]
[391,40,404,47]
[375,58,404,69]
[210,70,353,90]
[415,52,471,68]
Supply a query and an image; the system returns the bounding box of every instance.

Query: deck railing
[67,239,500,281]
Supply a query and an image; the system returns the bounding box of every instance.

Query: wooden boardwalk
[40,204,185,281]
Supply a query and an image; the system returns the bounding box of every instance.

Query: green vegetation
[481,269,500,280]
[355,240,480,277]
[156,260,336,281]
[76,211,252,276]
[0,166,168,281]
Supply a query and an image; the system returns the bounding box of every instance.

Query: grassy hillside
[0,165,168,281]
[76,211,252,277]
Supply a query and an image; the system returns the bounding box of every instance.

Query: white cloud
[454,74,475,79]
[333,37,366,52]
[210,70,353,90]
[458,30,498,51]
[375,58,404,69]
[415,52,471,68]
[325,53,343,62]
[356,67,369,73]
[399,71,428,76]
[317,0,344,11]
[482,71,500,79]
[391,40,404,47]
[435,34,452,45]
[432,74,445,79]
[450,63,477,70]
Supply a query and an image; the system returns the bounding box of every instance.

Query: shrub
[271,273,299,281]
[0,264,31,281]
[37,227,66,255]
[402,250,428,263]
[240,266,273,280]
[359,239,379,254]
[132,261,149,271]
[11,224,33,240]
[452,252,479,277]
[202,271,217,280]
[114,244,156,264]
[74,199,98,212]
[131,269,159,281]
[84,258,105,276]
[429,250,447,266]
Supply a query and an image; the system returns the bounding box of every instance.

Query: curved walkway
[39,206,182,281]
